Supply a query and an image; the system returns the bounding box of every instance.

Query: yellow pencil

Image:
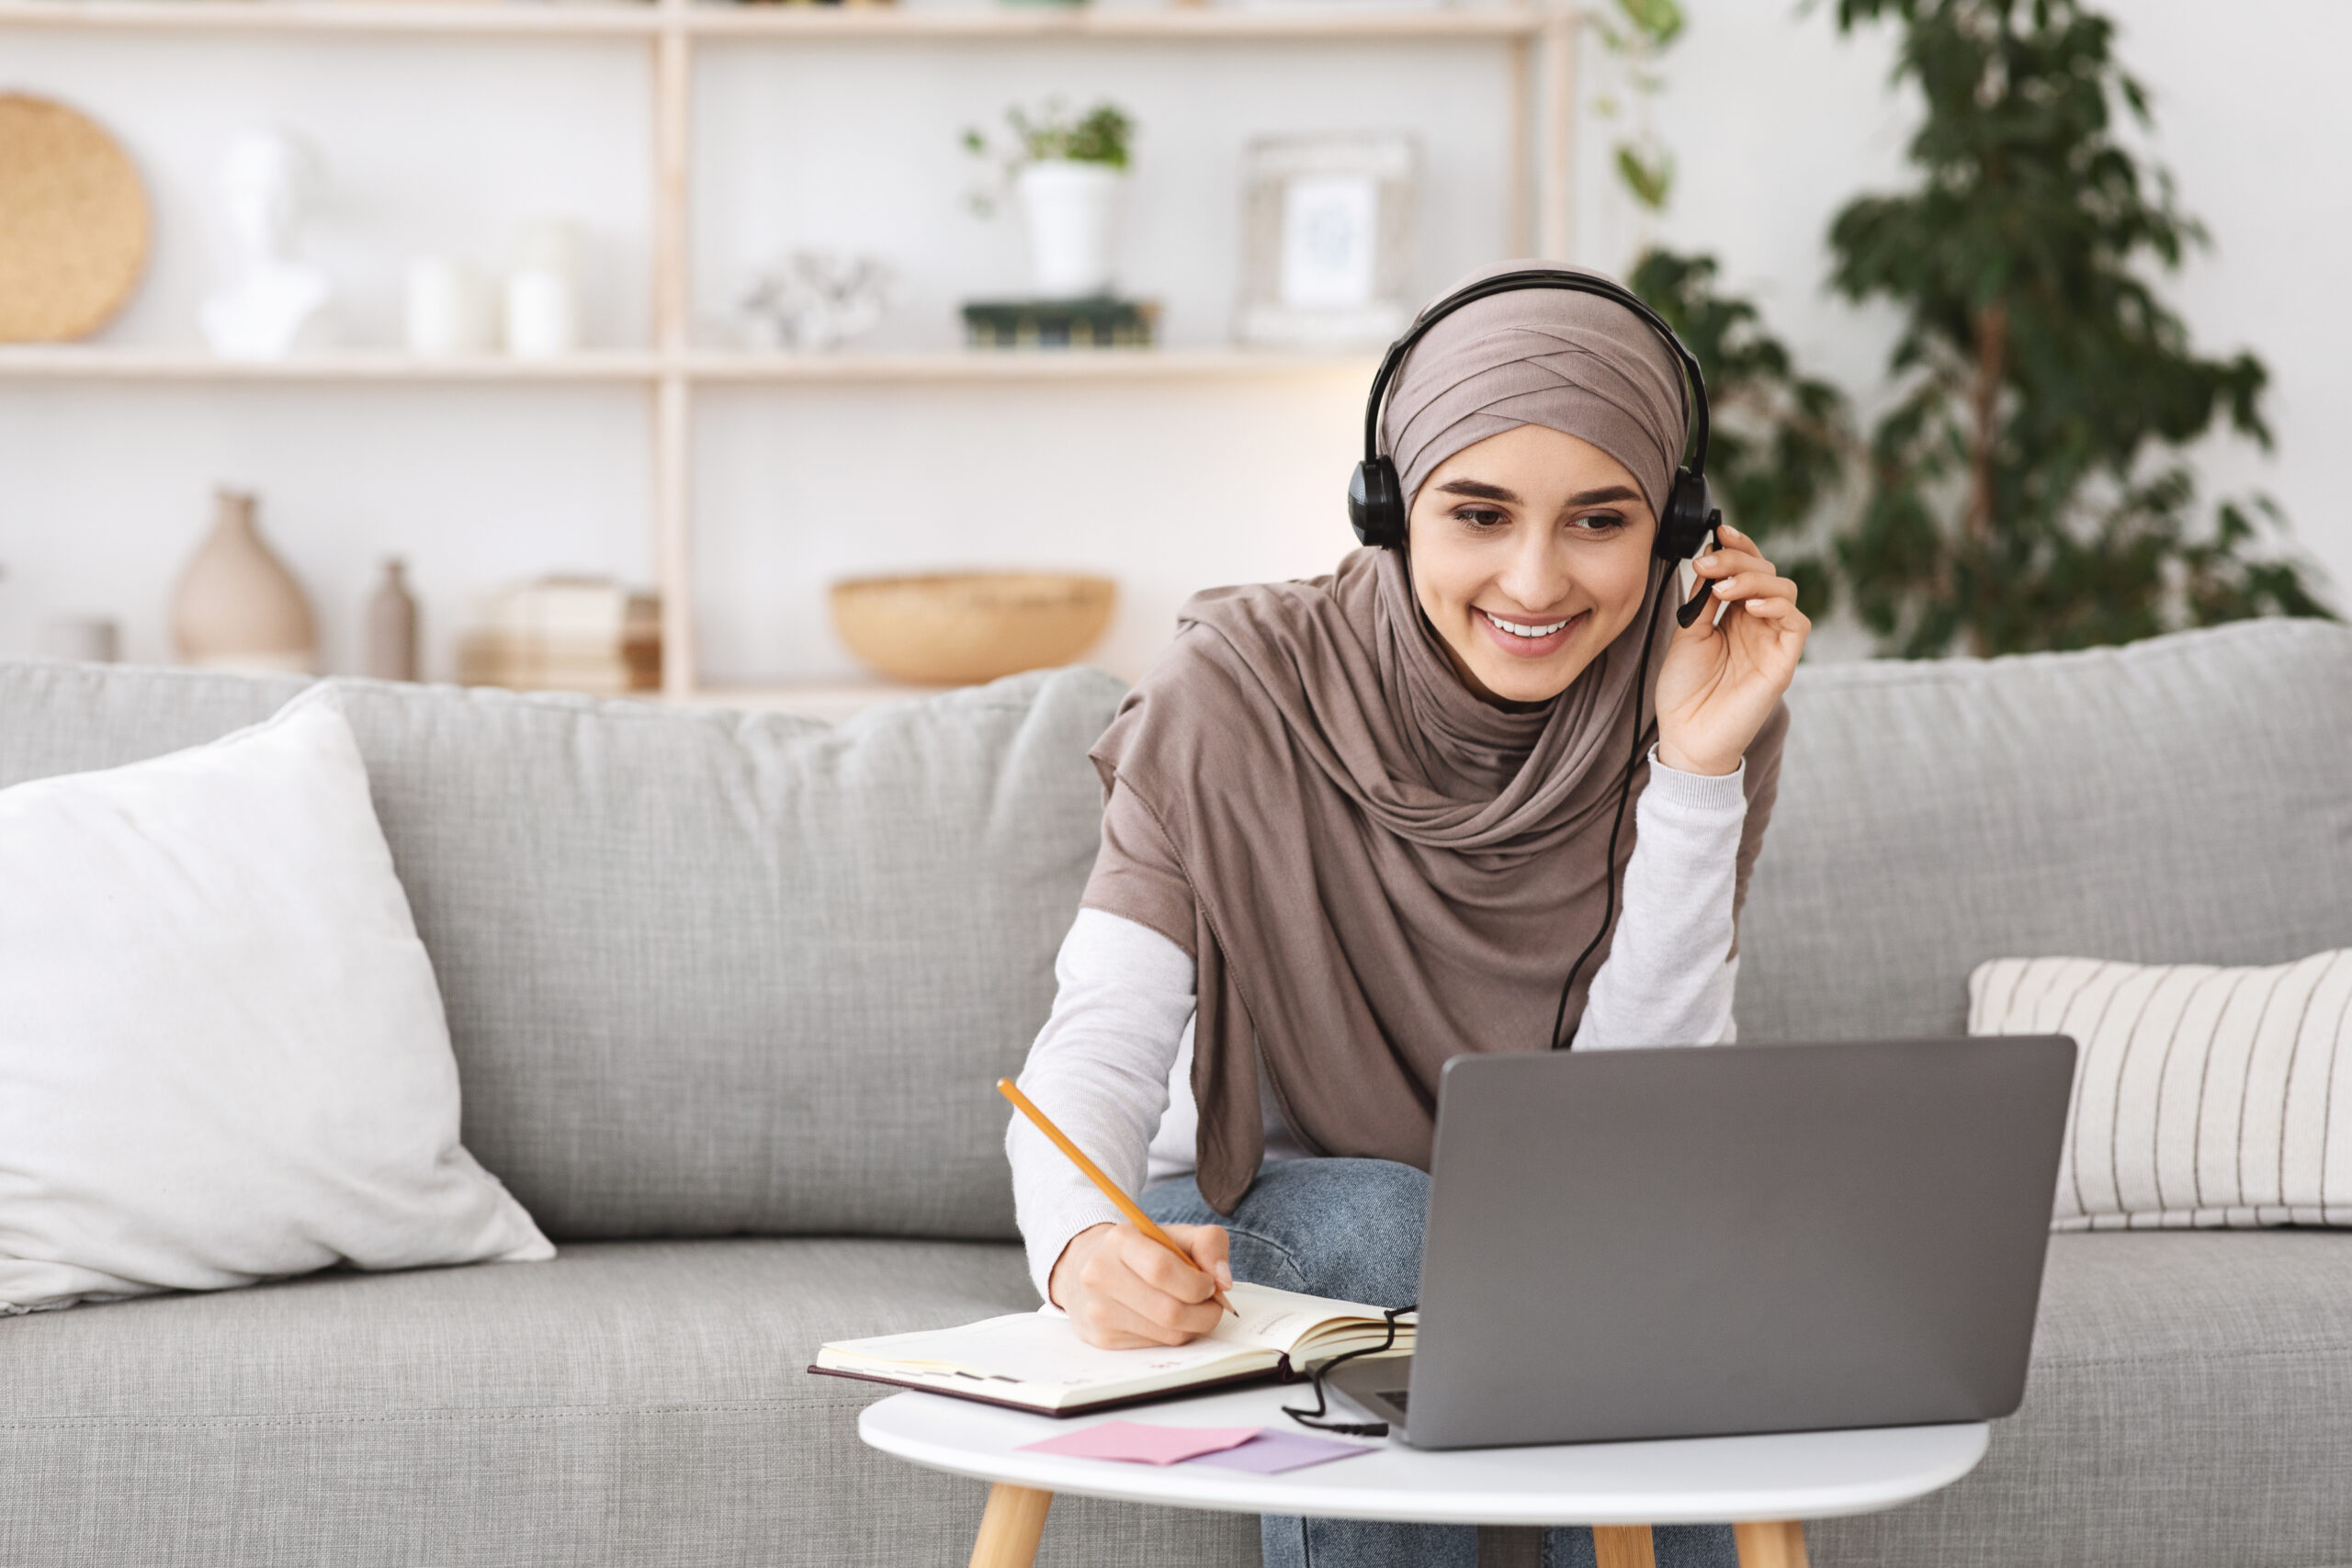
[996,1077,1238,1318]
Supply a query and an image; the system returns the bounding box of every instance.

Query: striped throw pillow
[1970,950,2352,1230]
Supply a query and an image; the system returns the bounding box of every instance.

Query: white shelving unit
[0,0,1582,708]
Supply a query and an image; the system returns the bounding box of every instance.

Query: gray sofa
[4,618,2349,1568]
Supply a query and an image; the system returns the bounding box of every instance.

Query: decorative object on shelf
[458,577,659,695]
[404,256,493,356]
[961,297,1159,349]
[38,615,120,664]
[739,250,893,352]
[831,571,1114,684]
[199,128,335,361]
[503,219,582,359]
[365,559,419,682]
[0,93,152,344]
[1236,132,1418,349]
[965,99,1135,298]
[171,489,318,675]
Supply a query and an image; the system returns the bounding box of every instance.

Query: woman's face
[1405,423,1658,705]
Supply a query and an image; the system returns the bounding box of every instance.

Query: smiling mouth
[1479,608,1581,639]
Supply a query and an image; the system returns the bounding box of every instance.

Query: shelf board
[688,5,1547,42]
[0,0,663,35]
[0,346,1374,383]
[0,0,1546,39]
[0,347,666,380]
[685,347,1374,380]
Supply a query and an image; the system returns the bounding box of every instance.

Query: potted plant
[1825,0,2333,654]
[964,100,1135,299]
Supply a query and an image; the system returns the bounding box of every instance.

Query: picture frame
[1236,132,1419,349]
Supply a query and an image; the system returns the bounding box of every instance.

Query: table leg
[1592,1524,1657,1568]
[1734,1520,1809,1568]
[968,1483,1053,1568]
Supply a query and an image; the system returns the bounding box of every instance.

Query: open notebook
[808,1281,1414,1416]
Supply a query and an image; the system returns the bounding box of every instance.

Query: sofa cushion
[1741,620,2352,1043]
[1971,948,2352,1231]
[0,662,1125,1242]
[0,1238,1258,1568]
[3,1232,2344,1568]
[0,691,550,1314]
[1814,1230,2352,1568]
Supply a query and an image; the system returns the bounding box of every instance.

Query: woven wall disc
[0,94,153,343]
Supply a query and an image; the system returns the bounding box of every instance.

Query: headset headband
[1362,268,1711,479]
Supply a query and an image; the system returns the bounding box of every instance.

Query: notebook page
[821,1312,1262,1390]
[1218,1281,1401,1357]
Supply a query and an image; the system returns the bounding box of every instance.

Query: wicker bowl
[830,571,1116,685]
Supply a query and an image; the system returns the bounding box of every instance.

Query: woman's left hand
[1653,523,1809,777]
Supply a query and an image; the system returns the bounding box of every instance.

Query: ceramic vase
[365,558,418,682]
[1016,161,1125,298]
[171,489,317,674]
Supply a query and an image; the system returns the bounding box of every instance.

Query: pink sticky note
[1019,1421,1263,1466]
[1184,1427,1378,1473]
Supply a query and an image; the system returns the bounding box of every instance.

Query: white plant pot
[1017,161,1125,299]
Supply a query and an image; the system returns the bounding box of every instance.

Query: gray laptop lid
[1390,1035,2075,1450]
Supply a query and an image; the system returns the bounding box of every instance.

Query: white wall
[3,0,2344,682]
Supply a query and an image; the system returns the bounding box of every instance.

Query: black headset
[1347,266,1722,630]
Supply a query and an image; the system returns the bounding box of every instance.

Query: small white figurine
[199,129,334,360]
[740,251,892,353]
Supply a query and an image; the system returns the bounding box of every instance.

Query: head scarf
[1083,264,1788,1214]
[1385,264,1691,517]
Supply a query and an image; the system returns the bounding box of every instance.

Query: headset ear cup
[1655,468,1714,561]
[1349,458,1408,550]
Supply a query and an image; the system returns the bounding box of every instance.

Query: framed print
[1237,132,1419,349]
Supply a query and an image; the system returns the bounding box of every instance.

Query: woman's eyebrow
[1434,479,1519,502]
[1565,485,1644,507]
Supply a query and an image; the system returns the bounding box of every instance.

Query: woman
[1007,265,1808,1568]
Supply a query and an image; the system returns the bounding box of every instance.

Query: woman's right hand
[1049,1220,1234,1348]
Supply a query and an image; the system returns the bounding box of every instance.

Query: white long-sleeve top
[1007,751,1751,1301]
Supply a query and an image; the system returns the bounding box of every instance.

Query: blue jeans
[1142,1158,1739,1568]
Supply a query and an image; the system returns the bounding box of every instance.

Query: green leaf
[1614,145,1675,211]
[1614,0,1686,46]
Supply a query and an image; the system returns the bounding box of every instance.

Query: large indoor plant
[1826,0,2333,655]
[964,99,1136,299]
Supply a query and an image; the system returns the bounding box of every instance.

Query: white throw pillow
[0,688,551,1314]
[1971,950,2352,1230]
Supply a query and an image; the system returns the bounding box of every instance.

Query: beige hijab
[1084,265,1789,1214]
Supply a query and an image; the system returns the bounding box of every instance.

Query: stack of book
[458,577,661,696]
[961,297,1160,349]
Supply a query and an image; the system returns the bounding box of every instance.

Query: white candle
[503,267,580,358]
[404,257,491,356]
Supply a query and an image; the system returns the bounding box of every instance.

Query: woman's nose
[1496,534,1570,611]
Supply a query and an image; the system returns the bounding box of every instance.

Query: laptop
[1326,1034,2077,1450]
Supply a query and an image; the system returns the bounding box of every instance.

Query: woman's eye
[1453,507,1509,530]
[1569,512,1627,534]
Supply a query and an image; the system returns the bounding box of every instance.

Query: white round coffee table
[860,1382,1988,1568]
